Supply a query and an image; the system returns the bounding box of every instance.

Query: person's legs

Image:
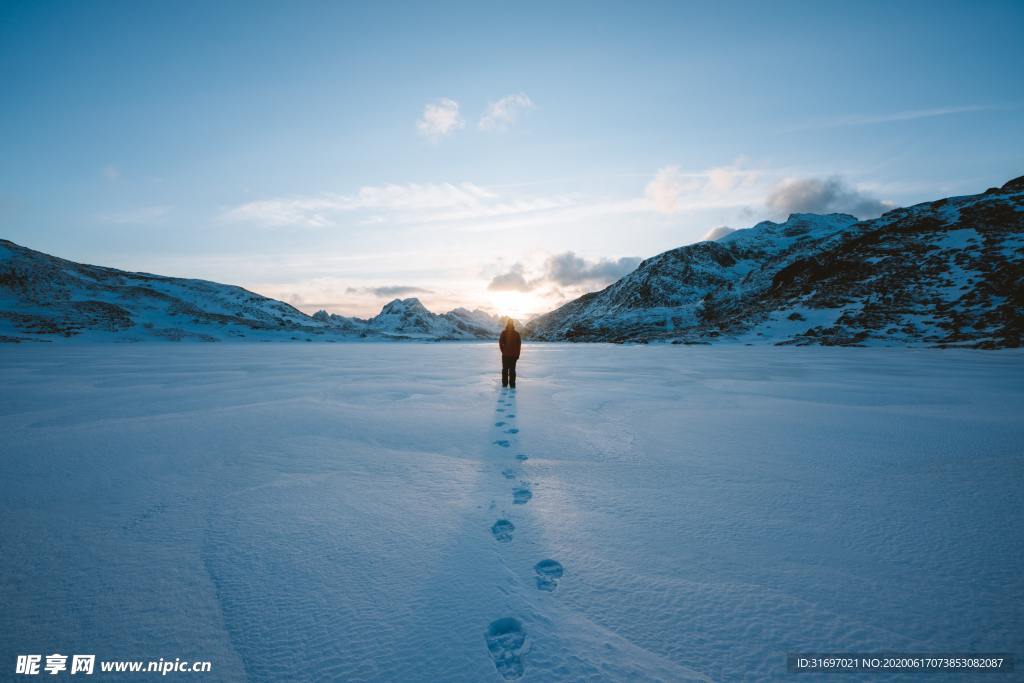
[501,356,511,387]
[508,358,517,388]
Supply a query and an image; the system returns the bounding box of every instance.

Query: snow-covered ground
[2,344,1022,681]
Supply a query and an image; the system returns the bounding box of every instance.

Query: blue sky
[2,0,1022,317]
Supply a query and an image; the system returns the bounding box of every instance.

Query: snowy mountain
[0,241,502,343]
[0,239,332,342]
[527,212,860,341]
[313,298,504,340]
[527,176,1024,348]
[443,306,507,338]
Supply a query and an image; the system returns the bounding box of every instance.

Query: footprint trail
[483,385,558,679]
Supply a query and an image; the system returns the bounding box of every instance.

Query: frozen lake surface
[2,344,1022,681]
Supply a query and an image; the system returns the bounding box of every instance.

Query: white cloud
[487,264,532,292]
[102,165,121,181]
[545,251,640,286]
[642,162,899,223]
[708,165,743,192]
[766,176,895,218]
[487,251,640,292]
[702,226,736,241]
[416,97,464,141]
[478,93,536,131]
[644,166,698,213]
[644,161,761,214]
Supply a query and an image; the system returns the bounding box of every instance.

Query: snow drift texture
[1,344,1021,680]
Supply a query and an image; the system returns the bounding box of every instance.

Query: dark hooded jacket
[499,327,522,359]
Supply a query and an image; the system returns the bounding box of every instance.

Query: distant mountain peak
[378,297,428,314]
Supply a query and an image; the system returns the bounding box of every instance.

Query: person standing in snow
[499,319,522,388]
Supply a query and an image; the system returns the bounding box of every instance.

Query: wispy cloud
[221,196,341,228]
[97,205,171,224]
[644,160,763,215]
[102,164,121,181]
[417,97,464,142]
[221,182,575,228]
[346,285,433,298]
[222,159,899,240]
[225,157,778,232]
[792,104,996,131]
[479,93,536,131]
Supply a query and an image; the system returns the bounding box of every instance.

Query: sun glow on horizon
[487,289,553,322]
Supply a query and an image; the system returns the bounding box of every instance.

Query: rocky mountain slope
[0,239,325,342]
[528,212,859,341]
[0,240,501,342]
[527,177,1023,348]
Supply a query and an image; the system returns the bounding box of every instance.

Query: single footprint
[501,468,516,480]
[493,440,511,448]
[506,414,515,418]
[513,485,532,505]
[534,559,564,591]
[485,618,527,680]
[497,408,505,413]
[504,428,519,434]
[491,519,515,543]
[495,421,506,427]
[515,453,529,461]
